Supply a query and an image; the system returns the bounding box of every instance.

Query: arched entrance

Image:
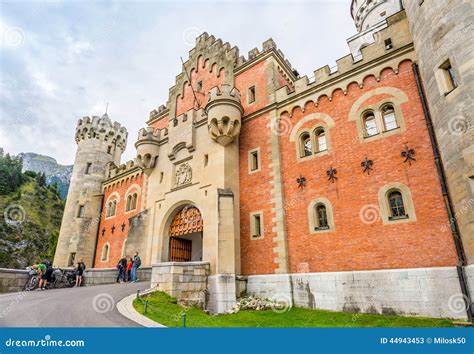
[168,205,203,262]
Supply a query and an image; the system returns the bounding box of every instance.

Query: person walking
[131,252,141,283]
[41,260,53,290]
[116,257,127,283]
[75,258,86,287]
[126,257,133,282]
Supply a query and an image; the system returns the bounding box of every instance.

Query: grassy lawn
[133,292,455,328]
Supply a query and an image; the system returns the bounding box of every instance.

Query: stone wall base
[83,267,151,286]
[207,274,236,314]
[0,268,30,293]
[151,262,210,309]
[245,267,469,320]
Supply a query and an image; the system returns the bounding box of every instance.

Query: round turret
[351,0,402,32]
[135,126,160,175]
[205,84,243,146]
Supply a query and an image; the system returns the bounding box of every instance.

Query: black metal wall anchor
[111,225,116,234]
[101,228,106,236]
[327,166,337,183]
[121,223,126,232]
[401,145,416,165]
[361,157,374,175]
[297,175,306,188]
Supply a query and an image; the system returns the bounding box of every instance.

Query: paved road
[0,281,149,327]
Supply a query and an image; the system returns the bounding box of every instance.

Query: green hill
[0,151,64,268]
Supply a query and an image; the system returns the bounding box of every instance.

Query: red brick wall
[94,172,144,268]
[271,60,457,274]
[235,60,270,116]
[175,57,224,117]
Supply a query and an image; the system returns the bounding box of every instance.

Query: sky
[0,0,355,165]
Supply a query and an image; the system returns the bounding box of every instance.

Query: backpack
[134,256,141,268]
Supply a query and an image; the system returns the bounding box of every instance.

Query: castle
[54,0,474,318]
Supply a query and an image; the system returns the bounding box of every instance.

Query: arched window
[126,193,138,212]
[106,200,117,217]
[315,204,329,230]
[314,128,327,153]
[101,243,109,262]
[363,111,378,137]
[381,104,397,131]
[388,190,407,219]
[300,133,312,157]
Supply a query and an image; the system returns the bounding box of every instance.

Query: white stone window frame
[247,85,256,104]
[250,211,264,240]
[357,99,405,143]
[105,192,120,219]
[248,147,261,174]
[296,123,331,162]
[121,239,127,257]
[435,58,459,97]
[377,182,417,225]
[308,197,335,234]
[101,242,110,262]
[124,184,141,214]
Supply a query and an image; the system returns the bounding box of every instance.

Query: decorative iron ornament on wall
[401,145,416,165]
[297,175,306,188]
[361,157,374,175]
[327,166,337,183]
[121,223,126,232]
[101,228,106,236]
[111,225,115,234]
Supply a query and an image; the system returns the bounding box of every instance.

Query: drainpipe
[412,62,472,322]
[91,194,105,269]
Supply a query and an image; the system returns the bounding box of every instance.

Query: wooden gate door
[169,237,192,262]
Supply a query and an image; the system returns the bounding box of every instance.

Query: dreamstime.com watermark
[4,335,85,348]
[0,291,27,319]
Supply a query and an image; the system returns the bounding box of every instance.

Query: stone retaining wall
[83,267,151,286]
[246,267,469,320]
[0,268,30,293]
[151,262,210,309]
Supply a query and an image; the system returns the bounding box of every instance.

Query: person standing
[116,257,127,283]
[131,252,141,283]
[75,258,86,287]
[32,262,46,290]
[126,257,133,282]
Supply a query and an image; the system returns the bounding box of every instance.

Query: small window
[85,162,92,175]
[107,146,113,154]
[300,133,312,157]
[315,204,329,230]
[77,205,85,218]
[196,81,203,92]
[363,111,378,137]
[106,200,117,217]
[250,212,264,239]
[388,191,407,219]
[101,244,109,262]
[439,59,458,93]
[250,150,259,171]
[384,38,392,50]
[204,154,208,167]
[314,128,327,153]
[381,104,398,131]
[68,252,76,267]
[126,194,137,212]
[160,172,164,183]
[248,86,256,103]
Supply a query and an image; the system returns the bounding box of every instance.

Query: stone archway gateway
[168,205,203,262]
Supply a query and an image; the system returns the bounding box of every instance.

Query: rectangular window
[248,148,261,173]
[85,162,92,174]
[248,86,256,103]
[107,146,113,154]
[439,59,458,94]
[68,252,76,267]
[250,212,264,239]
[77,205,85,218]
[204,154,208,167]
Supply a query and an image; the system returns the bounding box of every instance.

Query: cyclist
[32,262,46,290]
[75,258,86,287]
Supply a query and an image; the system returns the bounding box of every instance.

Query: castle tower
[54,114,128,268]
[347,0,403,56]
[403,1,474,264]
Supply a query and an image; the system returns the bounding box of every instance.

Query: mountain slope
[0,177,64,268]
[19,152,72,199]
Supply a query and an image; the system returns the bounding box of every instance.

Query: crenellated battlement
[134,126,160,174]
[75,113,128,152]
[207,84,241,106]
[106,160,139,179]
[274,11,413,109]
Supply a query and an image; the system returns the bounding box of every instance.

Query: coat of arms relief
[175,162,192,187]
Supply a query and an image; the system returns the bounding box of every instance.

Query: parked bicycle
[24,267,76,291]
